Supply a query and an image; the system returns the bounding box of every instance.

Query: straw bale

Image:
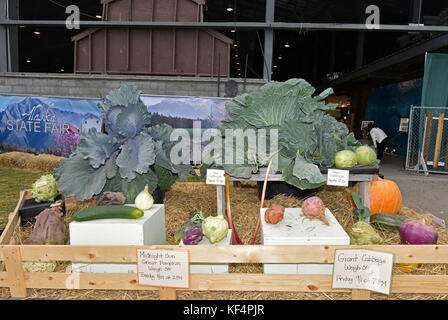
[0,152,62,173]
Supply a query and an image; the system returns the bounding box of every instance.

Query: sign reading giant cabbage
[211,79,361,190]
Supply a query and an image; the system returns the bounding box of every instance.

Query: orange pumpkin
[353,176,402,215]
[264,204,285,224]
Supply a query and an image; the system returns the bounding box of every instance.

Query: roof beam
[326,33,448,88]
[3,19,448,32]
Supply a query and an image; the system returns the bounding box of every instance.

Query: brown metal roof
[100,0,206,6]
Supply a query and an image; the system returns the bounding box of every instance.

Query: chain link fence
[406,106,448,175]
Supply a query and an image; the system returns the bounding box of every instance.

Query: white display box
[260,207,349,275]
[180,229,232,274]
[70,204,165,274]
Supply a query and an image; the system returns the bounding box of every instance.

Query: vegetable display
[182,227,203,245]
[174,211,205,244]
[55,84,195,203]
[334,150,357,168]
[397,214,438,273]
[202,79,360,190]
[134,185,154,211]
[349,192,384,245]
[353,176,402,215]
[202,215,229,244]
[31,174,59,203]
[264,203,285,224]
[301,196,329,226]
[72,205,144,222]
[355,145,377,165]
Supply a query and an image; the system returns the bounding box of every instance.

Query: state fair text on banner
[0,95,102,156]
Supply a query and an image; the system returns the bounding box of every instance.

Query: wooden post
[217,185,226,216]
[352,289,371,300]
[3,246,27,298]
[159,287,177,300]
[433,113,445,168]
[423,112,433,162]
[359,181,371,224]
[444,139,448,169]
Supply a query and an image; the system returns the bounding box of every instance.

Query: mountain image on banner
[144,97,229,128]
[0,97,92,152]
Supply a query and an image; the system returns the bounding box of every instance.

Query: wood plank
[445,139,448,169]
[351,289,371,300]
[227,166,378,182]
[3,272,448,294]
[433,113,445,168]
[159,287,177,300]
[3,246,26,297]
[359,181,371,224]
[0,190,25,245]
[216,185,225,216]
[423,112,434,162]
[3,244,448,264]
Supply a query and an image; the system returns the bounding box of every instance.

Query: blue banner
[0,95,102,156]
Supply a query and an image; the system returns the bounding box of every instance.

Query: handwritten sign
[332,249,394,295]
[136,249,190,289]
[327,169,349,187]
[206,169,226,186]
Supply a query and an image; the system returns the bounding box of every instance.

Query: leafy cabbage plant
[204,78,360,190]
[54,85,195,202]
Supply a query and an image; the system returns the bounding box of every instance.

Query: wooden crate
[1,190,448,300]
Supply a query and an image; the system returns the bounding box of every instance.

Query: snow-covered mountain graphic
[0,97,89,151]
[144,97,229,127]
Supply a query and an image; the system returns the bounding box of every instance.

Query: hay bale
[0,152,63,173]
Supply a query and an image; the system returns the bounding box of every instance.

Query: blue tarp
[363,79,423,154]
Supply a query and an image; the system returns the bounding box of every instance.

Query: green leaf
[351,191,371,221]
[116,132,156,180]
[102,84,142,112]
[154,165,178,191]
[222,164,257,179]
[281,162,324,190]
[292,154,325,184]
[55,151,118,201]
[147,124,174,143]
[75,129,119,169]
[104,169,158,204]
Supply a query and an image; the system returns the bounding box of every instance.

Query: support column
[263,0,274,81]
[410,0,422,24]
[0,0,19,72]
[329,32,336,73]
[355,1,367,69]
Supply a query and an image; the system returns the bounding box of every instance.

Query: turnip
[301,196,329,226]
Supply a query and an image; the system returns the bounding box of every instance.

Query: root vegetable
[301,196,329,226]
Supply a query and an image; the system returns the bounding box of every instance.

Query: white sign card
[136,249,190,289]
[327,169,350,187]
[206,169,226,186]
[332,249,394,295]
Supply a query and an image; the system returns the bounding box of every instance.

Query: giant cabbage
[54,85,195,202]
[204,79,361,190]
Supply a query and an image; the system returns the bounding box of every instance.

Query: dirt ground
[380,154,448,224]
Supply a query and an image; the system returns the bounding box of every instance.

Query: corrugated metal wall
[73,0,232,77]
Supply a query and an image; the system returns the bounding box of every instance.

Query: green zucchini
[73,206,144,222]
[370,213,406,232]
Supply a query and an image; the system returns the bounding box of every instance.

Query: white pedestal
[70,204,165,273]
[260,207,349,275]
[180,229,232,274]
